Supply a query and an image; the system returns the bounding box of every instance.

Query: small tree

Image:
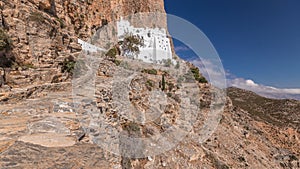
[119,34,144,58]
[161,74,166,91]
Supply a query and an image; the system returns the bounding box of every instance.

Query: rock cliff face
[0,0,300,169]
[0,0,165,90]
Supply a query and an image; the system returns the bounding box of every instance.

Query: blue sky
[164,0,300,90]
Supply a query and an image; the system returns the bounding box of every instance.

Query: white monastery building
[117,18,175,64]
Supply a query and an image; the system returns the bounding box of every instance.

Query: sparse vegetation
[124,122,140,133]
[198,76,208,83]
[175,61,180,69]
[0,28,15,72]
[29,12,46,24]
[0,28,11,51]
[161,74,166,91]
[119,61,130,70]
[177,76,184,84]
[105,46,122,65]
[190,67,208,83]
[167,82,175,92]
[106,47,118,59]
[163,58,172,67]
[207,152,230,169]
[227,87,300,128]
[146,80,154,91]
[61,57,76,75]
[21,63,36,70]
[114,59,122,66]
[101,19,108,26]
[56,18,66,28]
[142,69,157,75]
[173,94,181,103]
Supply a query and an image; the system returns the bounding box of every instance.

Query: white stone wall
[78,39,105,52]
[117,18,174,64]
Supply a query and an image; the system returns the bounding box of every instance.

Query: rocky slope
[227,87,300,130]
[0,0,165,91]
[227,87,300,159]
[0,0,300,169]
[1,69,299,168]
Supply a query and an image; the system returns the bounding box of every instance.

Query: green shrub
[164,59,172,67]
[148,69,157,75]
[0,28,11,51]
[175,61,180,69]
[106,47,122,66]
[146,80,154,90]
[61,58,76,74]
[190,67,208,83]
[198,76,208,83]
[56,18,66,28]
[124,122,140,132]
[142,69,157,75]
[113,59,121,66]
[106,47,118,59]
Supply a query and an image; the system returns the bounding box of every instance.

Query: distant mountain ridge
[227,87,300,130]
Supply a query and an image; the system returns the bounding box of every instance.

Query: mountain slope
[227,87,300,130]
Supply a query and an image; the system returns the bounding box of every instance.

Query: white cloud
[174,45,191,52]
[183,58,300,100]
[245,80,258,87]
[228,78,300,100]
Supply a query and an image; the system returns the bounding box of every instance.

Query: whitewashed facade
[78,39,105,52]
[117,18,175,64]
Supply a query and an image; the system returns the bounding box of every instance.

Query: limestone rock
[18,133,76,148]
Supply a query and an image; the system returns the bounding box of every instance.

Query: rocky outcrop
[0,0,165,90]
